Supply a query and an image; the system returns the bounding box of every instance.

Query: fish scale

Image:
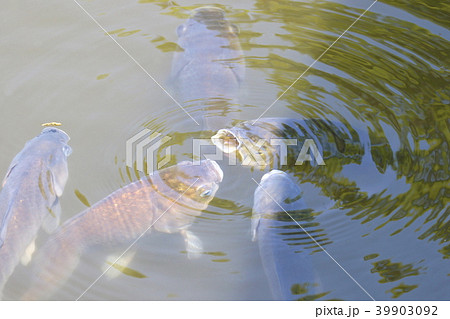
[0,128,71,299]
[22,160,223,300]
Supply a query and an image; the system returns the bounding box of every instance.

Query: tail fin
[21,231,83,300]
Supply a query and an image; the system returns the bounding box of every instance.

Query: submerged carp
[171,7,245,130]
[0,128,71,298]
[22,159,223,300]
[252,170,322,300]
[212,118,367,169]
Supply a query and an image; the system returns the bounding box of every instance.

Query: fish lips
[211,129,243,153]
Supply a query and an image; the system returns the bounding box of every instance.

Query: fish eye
[62,145,72,157]
[200,189,212,198]
[177,24,186,37]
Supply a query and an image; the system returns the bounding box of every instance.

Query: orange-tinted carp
[22,159,223,300]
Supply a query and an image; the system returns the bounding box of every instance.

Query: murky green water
[0,0,448,300]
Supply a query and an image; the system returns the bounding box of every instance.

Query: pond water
[0,0,448,300]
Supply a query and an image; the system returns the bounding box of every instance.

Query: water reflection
[370,259,423,283]
[0,0,447,300]
[119,0,449,299]
[388,283,419,299]
[239,0,449,260]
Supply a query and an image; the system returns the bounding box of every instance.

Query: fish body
[0,128,71,298]
[212,117,367,169]
[22,159,223,300]
[252,170,320,300]
[171,7,245,130]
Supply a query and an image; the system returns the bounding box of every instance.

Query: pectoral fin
[182,230,203,259]
[48,148,70,197]
[102,250,146,279]
[20,240,36,266]
[251,214,261,242]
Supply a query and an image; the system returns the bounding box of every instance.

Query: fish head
[2,128,72,194]
[155,159,223,210]
[211,128,242,152]
[38,127,72,197]
[255,170,303,211]
[39,127,70,143]
[171,6,244,91]
[177,7,241,50]
[251,170,305,241]
[176,7,239,45]
[212,127,275,169]
[191,7,226,22]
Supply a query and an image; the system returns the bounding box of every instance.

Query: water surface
[0,0,448,300]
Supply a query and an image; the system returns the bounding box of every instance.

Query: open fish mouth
[211,129,242,154]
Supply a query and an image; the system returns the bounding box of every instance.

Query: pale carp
[0,128,71,298]
[22,159,223,300]
[252,170,322,300]
[171,7,245,130]
[212,117,368,169]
